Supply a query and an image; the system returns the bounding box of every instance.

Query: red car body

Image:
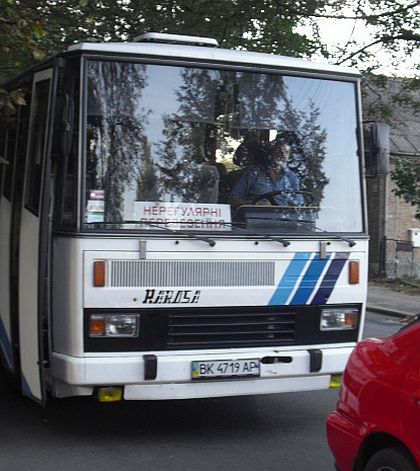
[327,319,420,471]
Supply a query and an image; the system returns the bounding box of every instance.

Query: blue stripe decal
[0,316,13,370]
[290,254,331,305]
[269,252,312,306]
[311,252,350,305]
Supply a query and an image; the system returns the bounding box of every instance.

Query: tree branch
[287,1,420,21]
[335,32,420,65]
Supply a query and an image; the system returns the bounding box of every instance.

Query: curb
[367,305,418,319]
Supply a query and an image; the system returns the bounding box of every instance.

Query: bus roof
[66,42,359,77]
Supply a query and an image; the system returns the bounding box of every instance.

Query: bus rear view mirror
[363,122,390,177]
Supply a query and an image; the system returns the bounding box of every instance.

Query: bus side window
[25,79,51,215]
[55,61,79,230]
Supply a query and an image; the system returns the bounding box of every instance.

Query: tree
[280,100,328,209]
[2,1,419,83]
[0,1,46,79]
[0,0,45,117]
[2,0,419,208]
[0,0,327,120]
[86,61,149,220]
[391,159,420,219]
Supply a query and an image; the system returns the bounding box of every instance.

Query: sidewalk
[367,283,420,318]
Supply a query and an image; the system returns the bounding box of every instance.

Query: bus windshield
[84,60,363,234]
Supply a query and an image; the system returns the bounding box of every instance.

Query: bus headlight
[320,308,358,331]
[89,314,140,337]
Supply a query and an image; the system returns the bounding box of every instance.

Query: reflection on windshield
[85,61,362,233]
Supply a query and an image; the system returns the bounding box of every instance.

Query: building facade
[364,78,420,278]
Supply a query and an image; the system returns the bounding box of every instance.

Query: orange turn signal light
[349,261,359,285]
[93,261,106,287]
[345,311,358,328]
[89,315,106,336]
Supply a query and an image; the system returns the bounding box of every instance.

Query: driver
[228,135,304,208]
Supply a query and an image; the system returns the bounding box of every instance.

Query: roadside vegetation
[370,276,420,295]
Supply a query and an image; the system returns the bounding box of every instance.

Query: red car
[327,317,420,471]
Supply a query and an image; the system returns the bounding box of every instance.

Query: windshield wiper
[86,220,216,247]
[85,219,292,247]
[247,216,356,247]
[138,220,217,247]
[311,224,356,247]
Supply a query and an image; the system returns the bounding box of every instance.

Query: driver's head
[266,137,291,171]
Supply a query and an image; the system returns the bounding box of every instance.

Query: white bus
[0,33,367,404]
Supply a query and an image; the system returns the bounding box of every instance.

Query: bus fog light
[98,387,123,402]
[320,308,358,331]
[329,374,342,389]
[89,314,140,337]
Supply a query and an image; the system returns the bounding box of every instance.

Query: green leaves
[391,159,420,219]
[0,1,48,82]
[1,0,419,84]
[0,86,26,129]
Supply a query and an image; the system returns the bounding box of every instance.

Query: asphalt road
[0,313,403,471]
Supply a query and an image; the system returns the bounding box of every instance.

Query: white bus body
[0,34,367,404]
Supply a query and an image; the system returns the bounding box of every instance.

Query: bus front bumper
[51,345,353,400]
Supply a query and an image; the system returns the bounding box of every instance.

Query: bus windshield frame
[80,57,365,236]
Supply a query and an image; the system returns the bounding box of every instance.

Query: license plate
[191,359,260,380]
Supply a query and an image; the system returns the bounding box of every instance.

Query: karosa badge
[142,289,201,304]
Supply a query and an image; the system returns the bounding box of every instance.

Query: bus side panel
[18,210,42,398]
[0,197,13,370]
[52,237,85,357]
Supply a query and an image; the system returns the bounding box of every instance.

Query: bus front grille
[167,309,296,349]
[109,260,275,287]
